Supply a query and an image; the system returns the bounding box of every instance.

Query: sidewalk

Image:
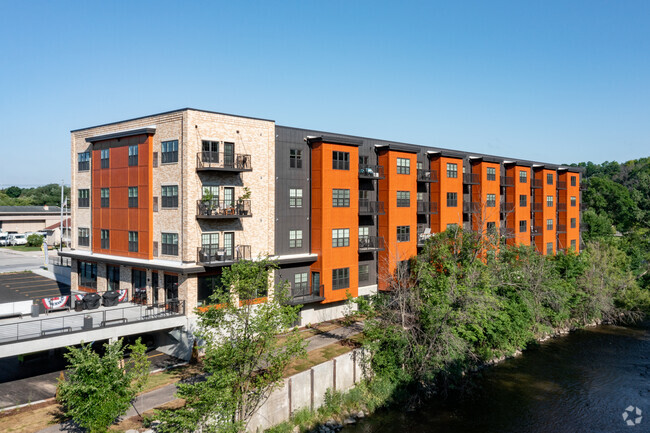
[36,322,363,433]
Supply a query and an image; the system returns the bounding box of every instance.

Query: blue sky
[1,0,648,186]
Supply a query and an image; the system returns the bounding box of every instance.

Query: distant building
[0,206,62,233]
[43,217,72,245]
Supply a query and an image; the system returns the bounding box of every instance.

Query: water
[346,323,650,433]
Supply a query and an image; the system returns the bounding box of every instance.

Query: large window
[162,233,178,255]
[107,265,120,291]
[101,149,109,169]
[519,220,527,233]
[202,232,219,249]
[332,268,350,290]
[129,231,138,252]
[132,269,146,292]
[100,188,109,207]
[547,173,554,185]
[128,187,138,208]
[128,145,138,166]
[290,149,303,168]
[78,189,89,208]
[396,191,410,207]
[161,140,178,163]
[547,219,553,230]
[486,193,496,207]
[447,163,458,178]
[447,192,457,207]
[289,230,303,248]
[571,196,576,207]
[546,195,554,207]
[197,274,226,307]
[78,261,97,289]
[519,170,527,183]
[78,228,89,246]
[100,229,109,249]
[397,158,410,174]
[397,225,410,242]
[359,264,369,283]
[162,185,178,208]
[289,188,303,208]
[333,151,350,170]
[487,167,496,181]
[332,189,350,207]
[332,228,350,248]
[78,152,90,171]
[571,218,577,228]
[519,194,527,207]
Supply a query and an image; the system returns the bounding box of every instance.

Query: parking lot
[0,272,70,303]
[0,247,45,274]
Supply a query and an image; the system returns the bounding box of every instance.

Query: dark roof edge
[85,127,156,143]
[72,108,275,133]
[307,135,362,147]
[375,143,419,154]
[428,150,465,159]
[57,250,205,273]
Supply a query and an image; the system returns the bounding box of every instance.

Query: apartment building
[63,108,583,325]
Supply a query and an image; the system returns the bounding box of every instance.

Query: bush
[27,233,44,247]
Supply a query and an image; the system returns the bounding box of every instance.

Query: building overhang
[85,127,157,143]
[270,253,319,265]
[58,250,205,274]
[306,135,362,147]
[427,150,465,159]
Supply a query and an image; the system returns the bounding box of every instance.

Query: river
[345,323,650,432]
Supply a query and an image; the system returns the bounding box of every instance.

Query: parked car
[8,234,27,246]
[0,234,8,246]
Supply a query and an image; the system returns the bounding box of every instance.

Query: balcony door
[224,187,235,208]
[223,232,234,260]
[311,272,320,297]
[202,140,219,163]
[164,274,178,301]
[223,142,235,168]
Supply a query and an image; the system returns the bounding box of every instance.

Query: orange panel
[533,168,556,255]
[471,162,500,232]
[430,156,463,233]
[506,166,531,246]
[559,171,580,252]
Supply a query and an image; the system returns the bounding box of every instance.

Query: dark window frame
[161,140,179,164]
[519,194,527,207]
[289,230,303,248]
[289,188,303,208]
[100,149,109,169]
[78,152,90,171]
[547,219,553,230]
[547,195,554,207]
[128,187,138,208]
[447,163,458,178]
[396,157,410,174]
[161,185,179,208]
[397,225,410,242]
[100,188,109,208]
[547,173,554,185]
[332,268,350,290]
[332,189,350,207]
[446,192,457,207]
[78,189,90,208]
[100,229,109,249]
[332,228,350,248]
[519,220,527,233]
[359,264,370,283]
[128,145,138,166]
[486,167,496,181]
[396,191,410,207]
[128,231,138,252]
[332,151,350,170]
[290,149,303,169]
[519,170,527,183]
[486,193,496,207]
[78,227,90,246]
[161,232,179,256]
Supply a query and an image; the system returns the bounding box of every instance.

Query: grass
[5,245,52,252]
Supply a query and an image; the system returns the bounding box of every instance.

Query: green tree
[27,233,44,247]
[5,186,21,198]
[57,338,150,433]
[157,258,306,433]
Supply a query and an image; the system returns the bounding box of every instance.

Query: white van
[8,234,27,246]
[0,234,8,246]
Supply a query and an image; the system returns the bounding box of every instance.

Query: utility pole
[60,181,64,250]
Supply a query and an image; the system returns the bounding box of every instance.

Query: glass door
[223,142,234,168]
[224,187,235,208]
[202,140,219,164]
[223,232,234,260]
[164,274,178,301]
[311,272,320,297]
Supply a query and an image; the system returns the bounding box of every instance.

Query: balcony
[417,201,438,214]
[359,164,385,179]
[500,227,515,238]
[500,202,515,213]
[417,169,438,183]
[580,203,588,211]
[580,182,587,191]
[417,224,432,246]
[287,284,325,306]
[463,202,480,213]
[531,203,543,212]
[557,203,567,212]
[532,179,543,189]
[580,224,588,232]
[557,181,567,190]
[197,245,251,266]
[196,200,252,219]
[463,173,479,185]
[196,152,252,172]
[557,225,567,233]
[358,236,385,252]
[359,199,385,215]
[531,226,543,236]
[500,176,515,187]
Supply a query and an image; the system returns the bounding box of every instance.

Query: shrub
[27,233,43,247]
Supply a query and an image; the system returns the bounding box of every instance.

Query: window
[547,242,554,255]
[289,230,303,248]
[519,170,527,183]
[447,163,458,178]
[100,188,109,208]
[294,272,308,292]
[333,189,350,207]
[128,145,138,166]
[447,192,458,207]
[519,220,527,233]
[546,195,554,207]
[161,233,178,255]
[396,191,410,207]
[571,218,576,228]
[332,268,349,290]
[359,226,370,242]
[197,274,225,306]
[107,265,120,291]
[571,196,576,207]
[132,269,146,292]
[397,158,410,174]
[289,188,303,208]
[100,229,109,249]
[78,189,89,208]
[486,193,496,207]
[78,261,97,289]
[202,233,219,250]
[290,149,303,168]
[129,231,138,252]
[571,176,577,187]
[78,152,90,171]
[359,264,369,283]
[487,167,496,181]
[128,187,138,208]
[161,185,178,208]
[487,222,496,233]
[101,149,109,169]
[78,228,89,246]
[333,151,350,170]
[332,228,350,248]
[547,173,554,185]
[571,239,577,249]
[547,219,553,230]
[417,192,426,202]
[519,194,527,207]
[397,225,410,242]
[161,140,178,163]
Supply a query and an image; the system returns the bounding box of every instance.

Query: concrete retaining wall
[248,348,368,432]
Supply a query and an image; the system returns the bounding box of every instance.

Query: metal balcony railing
[532,179,543,189]
[358,236,385,252]
[463,173,480,184]
[197,200,252,218]
[196,152,252,171]
[287,284,325,306]
[417,201,438,214]
[531,226,543,236]
[359,200,385,215]
[557,203,567,212]
[557,181,567,190]
[197,245,251,265]
[463,202,480,213]
[359,164,385,179]
[531,203,543,212]
[500,176,515,187]
[501,202,515,212]
[417,169,438,183]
